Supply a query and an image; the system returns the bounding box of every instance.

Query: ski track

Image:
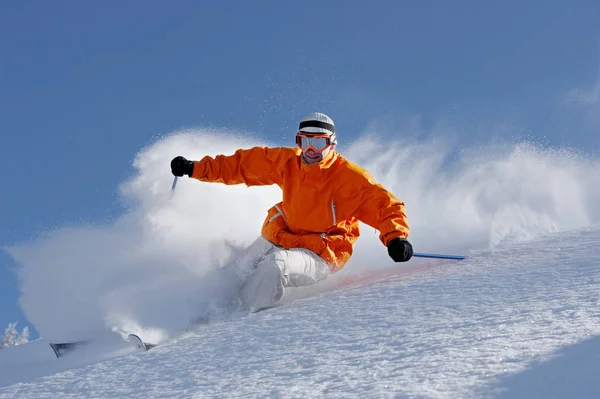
[1,228,600,398]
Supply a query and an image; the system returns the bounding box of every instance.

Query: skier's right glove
[387,237,413,262]
[171,156,195,177]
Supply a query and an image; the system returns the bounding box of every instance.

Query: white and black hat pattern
[298,112,337,145]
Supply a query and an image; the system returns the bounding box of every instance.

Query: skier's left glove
[387,237,413,262]
[171,156,195,177]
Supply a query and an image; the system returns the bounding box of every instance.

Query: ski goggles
[296,133,333,153]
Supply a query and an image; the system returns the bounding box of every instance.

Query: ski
[128,333,157,352]
[49,335,156,358]
[251,303,282,313]
[49,340,89,358]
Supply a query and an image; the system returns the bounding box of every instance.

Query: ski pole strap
[413,252,466,260]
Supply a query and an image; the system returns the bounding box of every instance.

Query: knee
[257,250,290,284]
[259,249,288,270]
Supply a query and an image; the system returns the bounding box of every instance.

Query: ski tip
[127,334,147,351]
[49,340,90,358]
[128,334,157,352]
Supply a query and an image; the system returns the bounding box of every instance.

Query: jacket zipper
[331,199,337,225]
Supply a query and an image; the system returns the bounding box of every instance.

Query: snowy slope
[2,131,600,398]
[2,226,599,398]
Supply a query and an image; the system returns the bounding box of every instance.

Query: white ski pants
[232,237,331,310]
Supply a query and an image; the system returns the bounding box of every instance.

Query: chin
[303,154,323,164]
[304,149,329,163]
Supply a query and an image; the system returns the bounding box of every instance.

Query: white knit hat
[298,112,337,145]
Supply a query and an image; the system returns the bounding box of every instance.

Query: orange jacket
[191,147,409,271]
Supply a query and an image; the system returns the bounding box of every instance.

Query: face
[296,133,334,164]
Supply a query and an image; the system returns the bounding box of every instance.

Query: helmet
[298,112,337,145]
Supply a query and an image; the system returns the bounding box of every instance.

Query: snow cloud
[7,126,600,342]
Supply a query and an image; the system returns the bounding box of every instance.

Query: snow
[1,322,29,348]
[1,130,600,398]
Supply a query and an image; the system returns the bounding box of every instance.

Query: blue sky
[1,0,599,339]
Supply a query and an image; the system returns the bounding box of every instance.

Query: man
[171,112,413,312]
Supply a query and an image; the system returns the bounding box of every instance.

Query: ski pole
[413,252,466,261]
[171,176,178,191]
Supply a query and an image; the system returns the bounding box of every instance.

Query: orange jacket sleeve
[353,174,410,246]
[191,147,294,187]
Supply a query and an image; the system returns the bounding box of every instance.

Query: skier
[170,112,413,311]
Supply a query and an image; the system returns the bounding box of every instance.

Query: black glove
[171,156,195,177]
[387,237,413,262]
